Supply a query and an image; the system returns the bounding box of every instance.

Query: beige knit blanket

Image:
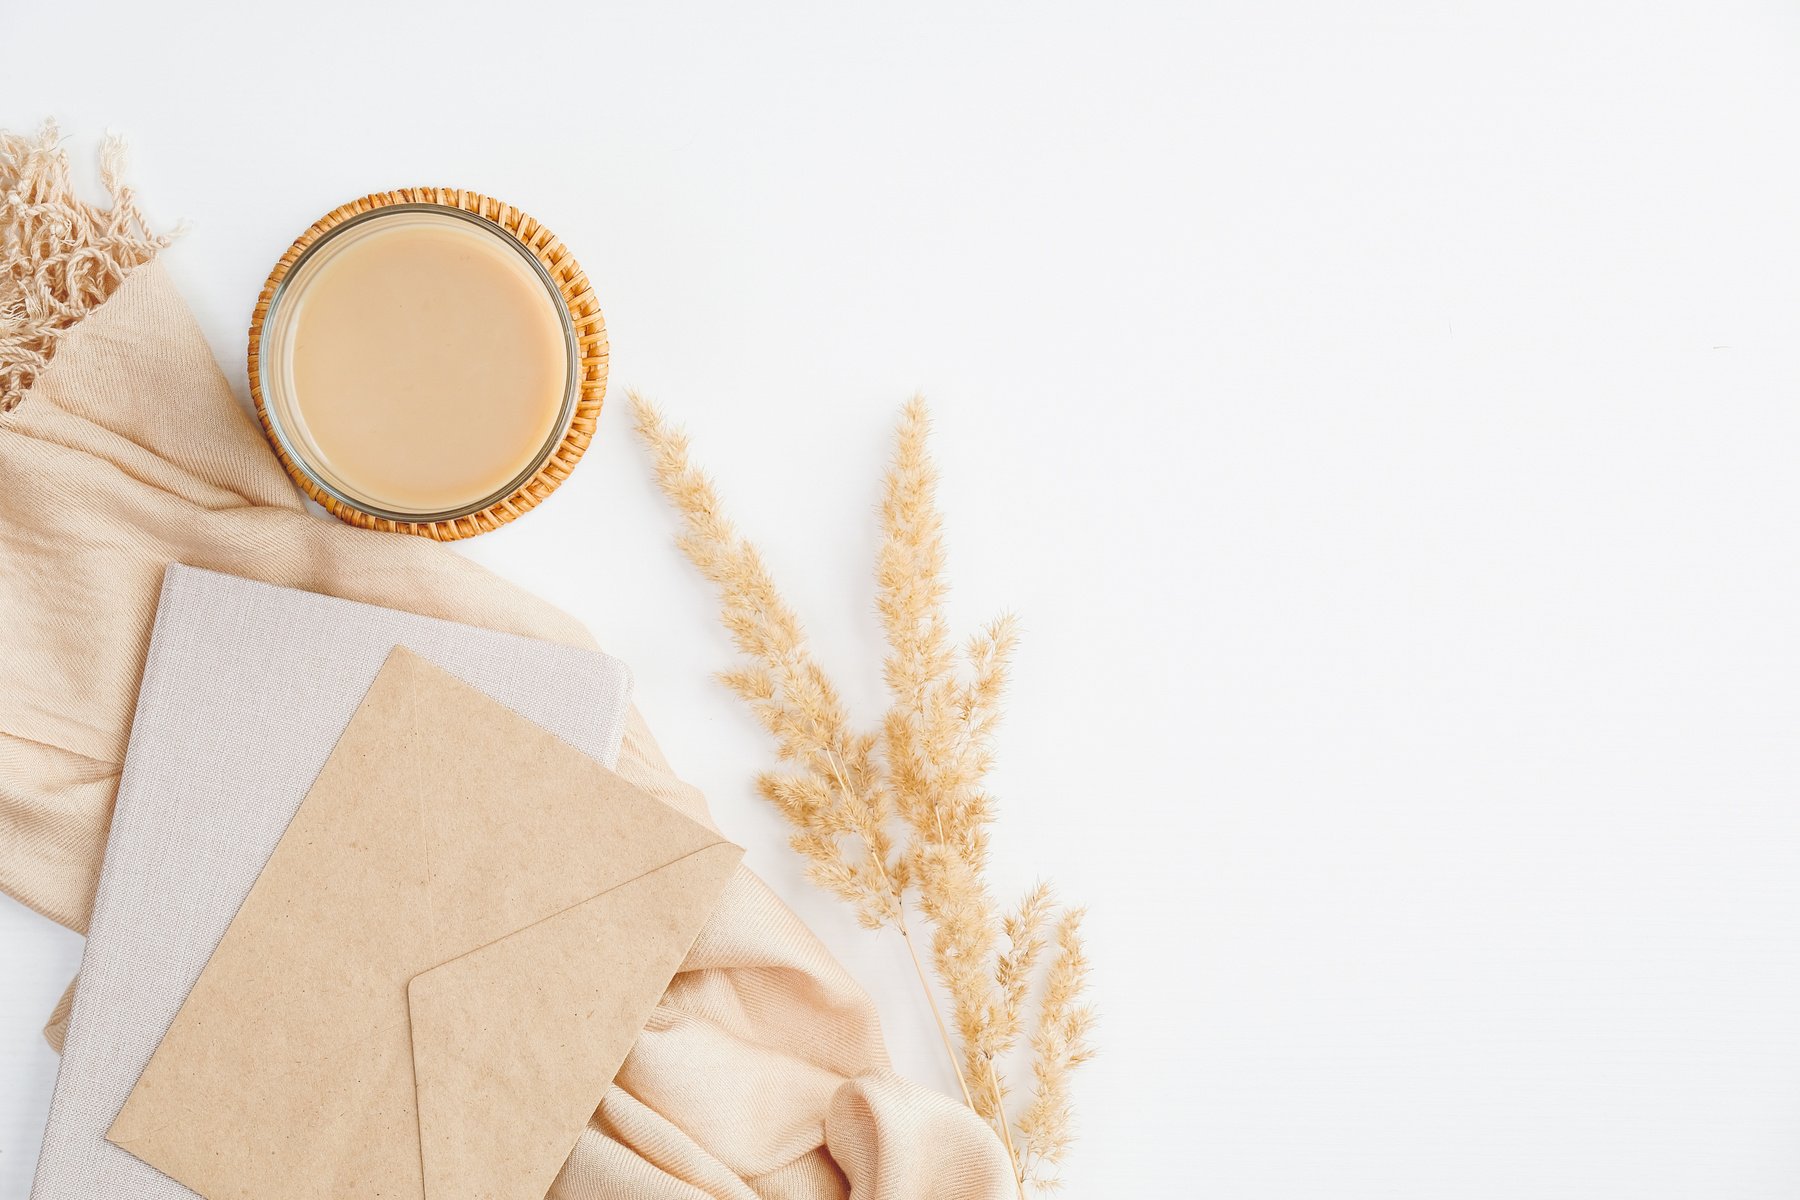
[0,125,1013,1200]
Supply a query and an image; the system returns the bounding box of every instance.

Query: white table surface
[7,3,1800,1197]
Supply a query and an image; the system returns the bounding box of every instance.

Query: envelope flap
[407,841,743,1200]
[393,648,727,955]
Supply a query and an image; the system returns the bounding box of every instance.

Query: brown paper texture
[106,647,743,1200]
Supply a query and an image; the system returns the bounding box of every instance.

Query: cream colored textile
[0,259,1014,1198]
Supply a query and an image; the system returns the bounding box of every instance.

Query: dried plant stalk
[633,393,1095,1194]
[1017,909,1096,1185]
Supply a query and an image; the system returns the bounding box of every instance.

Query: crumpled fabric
[0,257,1014,1200]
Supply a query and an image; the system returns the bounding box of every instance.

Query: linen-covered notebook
[31,565,633,1200]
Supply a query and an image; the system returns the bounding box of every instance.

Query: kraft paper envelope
[106,647,744,1200]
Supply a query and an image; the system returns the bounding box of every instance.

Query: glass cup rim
[256,202,581,524]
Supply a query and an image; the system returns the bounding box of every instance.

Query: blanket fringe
[0,121,169,414]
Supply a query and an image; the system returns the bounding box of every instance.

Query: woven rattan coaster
[248,188,607,541]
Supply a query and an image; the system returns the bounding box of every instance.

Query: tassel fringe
[0,121,169,414]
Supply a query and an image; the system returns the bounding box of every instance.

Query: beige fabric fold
[0,258,1014,1199]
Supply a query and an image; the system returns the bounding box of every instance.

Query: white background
[6,2,1800,1196]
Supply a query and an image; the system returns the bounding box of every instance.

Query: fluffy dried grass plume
[633,393,1095,1195]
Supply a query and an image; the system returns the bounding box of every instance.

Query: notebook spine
[77,570,181,947]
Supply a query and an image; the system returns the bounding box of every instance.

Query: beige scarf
[0,125,1014,1200]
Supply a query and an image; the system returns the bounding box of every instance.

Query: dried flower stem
[823,745,978,1114]
[633,392,1094,1195]
[898,905,978,1112]
[987,1057,1024,1189]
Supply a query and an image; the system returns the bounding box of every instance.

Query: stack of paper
[32,565,739,1199]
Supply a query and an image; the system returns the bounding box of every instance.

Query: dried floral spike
[1017,907,1095,1186]
[634,392,1096,1196]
